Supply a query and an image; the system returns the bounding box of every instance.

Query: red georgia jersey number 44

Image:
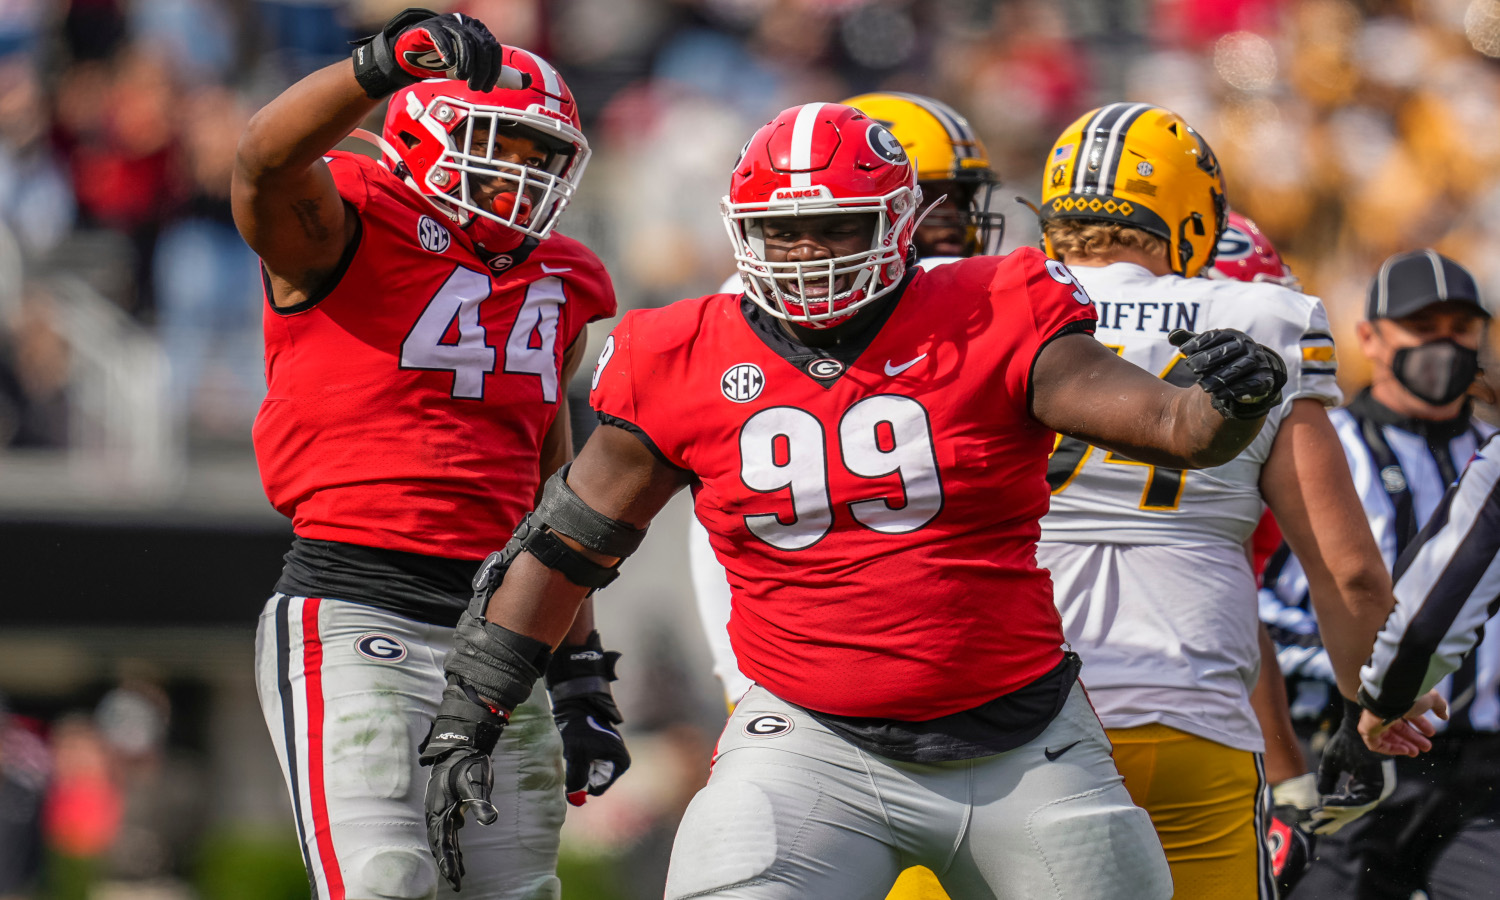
[740,395,943,551]
[400,267,564,402]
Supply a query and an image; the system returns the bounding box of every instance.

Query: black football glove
[546,632,630,806]
[1267,773,1318,895]
[1169,328,1288,420]
[351,7,517,99]
[1308,698,1396,835]
[418,677,509,891]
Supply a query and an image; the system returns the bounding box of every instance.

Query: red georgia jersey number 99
[740,395,943,551]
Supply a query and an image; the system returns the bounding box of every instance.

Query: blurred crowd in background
[6,0,1500,898]
[3,0,1500,454]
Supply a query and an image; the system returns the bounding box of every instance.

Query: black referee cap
[1367,249,1490,320]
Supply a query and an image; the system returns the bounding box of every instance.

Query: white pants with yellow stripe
[254,594,566,900]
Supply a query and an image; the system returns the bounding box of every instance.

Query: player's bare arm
[1259,400,1394,701]
[485,425,691,643]
[232,59,371,306]
[233,9,507,307]
[1030,331,1270,469]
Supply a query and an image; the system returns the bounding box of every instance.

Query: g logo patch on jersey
[744,714,794,738]
[866,124,907,165]
[355,633,408,663]
[722,363,765,403]
[807,358,844,378]
[417,216,451,254]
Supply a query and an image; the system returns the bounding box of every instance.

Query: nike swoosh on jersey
[540,264,572,275]
[1043,740,1081,762]
[884,353,927,376]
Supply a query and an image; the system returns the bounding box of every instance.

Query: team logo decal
[722,363,765,403]
[417,216,451,254]
[744,714,794,738]
[1136,160,1154,177]
[807,358,844,378]
[487,254,515,273]
[1216,224,1253,262]
[355,633,408,663]
[1050,164,1067,187]
[866,124,907,165]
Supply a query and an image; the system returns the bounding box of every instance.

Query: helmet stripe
[1071,105,1122,194]
[789,102,826,187]
[1096,103,1153,195]
[514,48,562,112]
[883,92,977,158]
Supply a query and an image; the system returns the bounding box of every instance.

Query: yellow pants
[1108,724,1270,900]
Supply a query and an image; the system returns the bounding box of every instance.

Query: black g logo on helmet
[866,124,906,165]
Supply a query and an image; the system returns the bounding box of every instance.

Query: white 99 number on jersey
[740,395,943,551]
[1045,258,1093,306]
[401,270,564,401]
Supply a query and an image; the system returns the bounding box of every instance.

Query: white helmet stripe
[1096,103,1152,194]
[514,48,562,112]
[1072,105,1117,194]
[789,102,826,188]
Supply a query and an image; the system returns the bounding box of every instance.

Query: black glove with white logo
[1169,328,1288,420]
[351,7,512,99]
[418,677,508,891]
[1308,698,1397,835]
[546,631,630,806]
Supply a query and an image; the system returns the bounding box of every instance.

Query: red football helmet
[723,102,922,327]
[1208,210,1301,291]
[374,46,589,251]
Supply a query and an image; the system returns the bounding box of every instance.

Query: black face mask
[1391,338,1479,406]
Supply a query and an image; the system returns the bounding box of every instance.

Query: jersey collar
[738,267,915,389]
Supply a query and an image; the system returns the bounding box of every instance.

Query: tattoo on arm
[292,198,331,241]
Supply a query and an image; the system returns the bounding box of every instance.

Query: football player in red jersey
[417,102,1286,897]
[232,10,624,899]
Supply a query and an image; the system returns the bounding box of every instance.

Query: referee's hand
[1359,689,1446,756]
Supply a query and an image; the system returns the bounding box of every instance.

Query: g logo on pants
[355,633,408,663]
[744,714,794,738]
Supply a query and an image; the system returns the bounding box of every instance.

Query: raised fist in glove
[419,677,509,891]
[352,7,518,99]
[547,632,631,806]
[1307,698,1396,835]
[1169,328,1288,420]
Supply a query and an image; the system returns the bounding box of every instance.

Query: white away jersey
[1040,263,1341,545]
[1037,262,1340,751]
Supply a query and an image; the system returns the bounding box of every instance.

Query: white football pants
[254,594,565,900]
[665,683,1172,899]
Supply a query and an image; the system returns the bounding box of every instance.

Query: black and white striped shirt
[1259,389,1498,731]
[1360,434,1500,719]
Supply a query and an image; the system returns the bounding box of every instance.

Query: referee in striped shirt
[1289,251,1498,899]
[1359,431,1500,737]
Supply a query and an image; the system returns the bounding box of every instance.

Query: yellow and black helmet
[843,91,1003,256]
[1040,103,1227,277]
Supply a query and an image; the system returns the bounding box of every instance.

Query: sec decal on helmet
[1040,103,1227,277]
[722,102,921,327]
[843,91,1004,256]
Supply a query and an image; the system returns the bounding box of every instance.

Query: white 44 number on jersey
[401,268,564,401]
[740,395,943,550]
